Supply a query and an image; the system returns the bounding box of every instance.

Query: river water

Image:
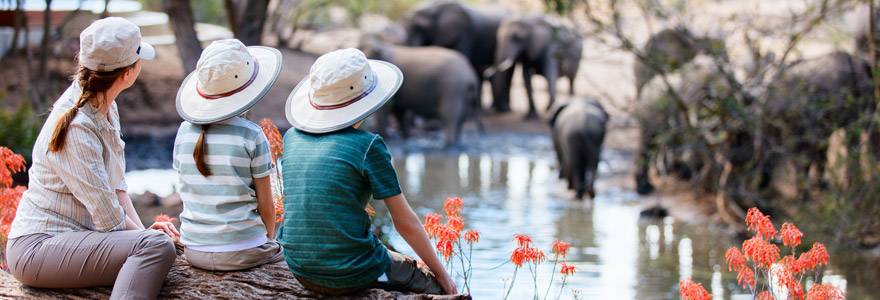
[123,132,874,300]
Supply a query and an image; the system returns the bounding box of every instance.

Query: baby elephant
[549,97,609,199]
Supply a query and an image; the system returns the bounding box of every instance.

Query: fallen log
[0,245,470,300]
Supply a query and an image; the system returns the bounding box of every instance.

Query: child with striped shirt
[171,39,284,270]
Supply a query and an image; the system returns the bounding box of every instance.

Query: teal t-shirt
[279,127,400,289]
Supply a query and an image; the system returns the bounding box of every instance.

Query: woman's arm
[254,175,276,239]
[117,190,145,229]
[385,193,458,295]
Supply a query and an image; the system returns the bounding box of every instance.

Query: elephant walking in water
[490,15,583,118]
[550,97,608,199]
[359,35,482,148]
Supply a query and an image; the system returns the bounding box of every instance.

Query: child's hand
[150,221,180,243]
[436,272,458,295]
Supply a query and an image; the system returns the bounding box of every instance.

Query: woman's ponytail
[193,124,212,177]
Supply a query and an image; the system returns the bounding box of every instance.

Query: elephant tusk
[483,58,515,79]
[483,67,497,78]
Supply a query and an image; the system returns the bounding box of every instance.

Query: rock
[160,193,183,208]
[639,205,669,219]
[0,244,470,300]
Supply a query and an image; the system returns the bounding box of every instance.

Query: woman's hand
[150,221,180,242]
[435,272,458,295]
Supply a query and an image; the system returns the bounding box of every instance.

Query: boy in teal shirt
[280,48,456,295]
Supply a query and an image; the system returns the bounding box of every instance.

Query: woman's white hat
[286,48,403,133]
[79,17,155,72]
[176,39,282,124]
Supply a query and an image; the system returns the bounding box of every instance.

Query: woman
[6,17,178,299]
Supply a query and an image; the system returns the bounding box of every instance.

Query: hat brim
[176,46,282,124]
[286,60,402,134]
[139,41,156,60]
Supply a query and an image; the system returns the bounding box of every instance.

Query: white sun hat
[286,48,403,133]
[79,17,155,72]
[176,39,282,124]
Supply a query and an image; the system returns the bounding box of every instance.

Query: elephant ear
[547,98,571,127]
[433,3,471,48]
[526,18,554,61]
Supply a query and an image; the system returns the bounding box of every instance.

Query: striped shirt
[172,117,274,247]
[280,127,401,289]
[9,82,128,239]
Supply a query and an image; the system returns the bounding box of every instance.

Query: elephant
[490,15,583,119]
[556,25,583,96]
[761,51,874,190]
[400,0,509,110]
[633,27,727,100]
[359,34,483,148]
[549,96,608,199]
[634,55,742,195]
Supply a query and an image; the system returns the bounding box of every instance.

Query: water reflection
[124,143,871,299]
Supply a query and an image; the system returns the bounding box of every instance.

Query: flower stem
[556,276,568,300]
[543,254,560,300]
[503,267,519,300]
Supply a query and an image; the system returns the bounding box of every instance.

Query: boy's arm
[384,193,458,295]
[254,175,276,239]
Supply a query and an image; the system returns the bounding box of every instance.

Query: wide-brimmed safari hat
[286,48,403,133]
[79,17,155,72]
[176,39,282,124]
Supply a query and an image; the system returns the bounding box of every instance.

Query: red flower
[526,248,546,264]
[424,213,443,238]
[436,239,454,261]
[443,197,464,217]
[560,262,577,276]
[781,255,803,275]
[0,147,26,189]
[154,214,178,223]
[0,186,25,236]
[510,247,528,267]
[743,236,779,270]
[417,260,428,269]
[679,278,712,300]
[258,119,284,162]
[800,243,829,271]
[726,247,745,272]
[464,229,480,244]
[446,215,464,232]
[552,239,571,258]
[746,207,777,240]
[805,284,845,300]
[757,291,775,300]
[736,267,755,289]
[513,233,533,248]
[437,225,460,241]
[780,223,803,247]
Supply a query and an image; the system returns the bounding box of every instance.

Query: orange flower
[365,204,375,217]
[0,186,25,236]
[446,215,464,232]
[258,119,284,161]
[437,239,454,261]
[154,214,178,223]
[679,278,712,300]
[424,213,443,238]
[464,229,480,244]
[513,233,532,248]
[417,260,428,269]
[552,239,571,258]
[0,147,26,189]
[757,291,775,300]
[726,247,745,272]
[525,248,546,264]
[737,267,755,289]
[560,262,577,276]
[780,223,803,247]
[443,197,464,217]
[745,207,777,240]
[742,236,779,270]
[805,284,845,300]
[801,243,829,271]
[781,255,803,275]
[437,225,460,241]
[510,247,528,267]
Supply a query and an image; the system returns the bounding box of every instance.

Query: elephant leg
[569,76,575,96]
[636,128,656,195]
[584,135,602,199]
[491,69,514,113]
[568,139,587,199]
[522,66,539,119]
[543,60,559,111]
[552,128,566,179]
[374,105,391,138]
[394,108,410,139]
[442,96,466,148]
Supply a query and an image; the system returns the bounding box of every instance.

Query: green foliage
[137,0,228,25]
[543,0,584,15]
[0,92,42,164]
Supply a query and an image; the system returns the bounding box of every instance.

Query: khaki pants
[184,239,285,271]
[295,250,443,296]
[6,230,176,300]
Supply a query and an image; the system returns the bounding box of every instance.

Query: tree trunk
[0,244,471,300]
[10,0,24,55]
[163,0,203,74]
[226,0,270,45]
[31,0,52,110]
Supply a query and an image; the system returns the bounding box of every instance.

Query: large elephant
[557,25,583,96]
[635,55,740,195]
[762,51,874,189]
[491,15,582,118]
[549,96,608,199]
[359,34,482,148]
[400,0,508,110]
[633,27,726,100]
